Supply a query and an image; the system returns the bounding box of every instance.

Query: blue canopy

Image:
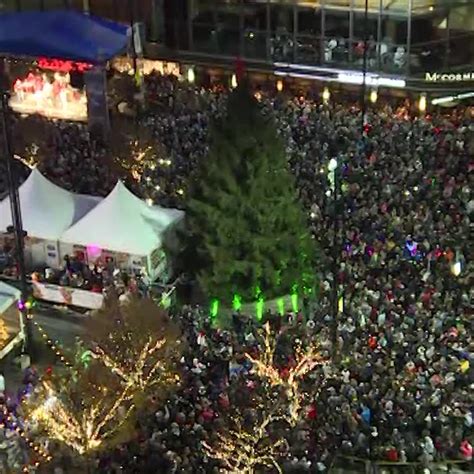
[0,10,128,64]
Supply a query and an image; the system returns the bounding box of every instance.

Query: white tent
[60,181,184,256]
[0,168,100,240]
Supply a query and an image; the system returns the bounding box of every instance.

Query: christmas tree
[185,84,315,302]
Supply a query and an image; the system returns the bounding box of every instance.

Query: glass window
[0,0,18,10]
[242,1,268,60]
[192,0,219,53]
[269,4,294,61]
[297,6,320,36]
[296,7,321,65]
[191,0,242,55]
[323,11,350,65]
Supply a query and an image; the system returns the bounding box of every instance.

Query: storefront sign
[32,282,104,310]
[338,73,406,88]
[425,72,474,83]
[38,58,92,73]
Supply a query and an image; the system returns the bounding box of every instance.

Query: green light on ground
[277,298,285,316]
[232,294,242,312]
[256,297,264,320]
[291,292,298,313]
[210,299,219,319]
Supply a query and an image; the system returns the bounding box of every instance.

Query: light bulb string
[30,317,73,368]
[0,408,53,472]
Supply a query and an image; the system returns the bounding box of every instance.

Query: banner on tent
[32,282,104,310]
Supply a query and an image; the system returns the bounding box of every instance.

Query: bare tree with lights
[24,299,183,460]
[203,411,288,474]
[85,298,183,399]
[246,322,326,426]
[25,361,135,457]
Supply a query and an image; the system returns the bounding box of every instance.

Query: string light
[246,322,326,425]
[0,411,53,469]
[91,336,177,391]
[202,414,286,473]
[32,320,73,367]
[27,380,135,455]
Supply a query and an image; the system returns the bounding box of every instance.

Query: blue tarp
[0,10,128,64]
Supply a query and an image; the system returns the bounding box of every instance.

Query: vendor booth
[0,10,128,129]
[0,168,101,268]
[59,181,184,282]
[0,282,24,361]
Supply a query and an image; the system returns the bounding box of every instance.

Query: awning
[0,10,128,63]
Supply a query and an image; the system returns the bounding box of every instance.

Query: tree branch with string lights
[203,411,288,474]
[24,359,134,457]
[85,298,183,401]
[23,298,183,461]
[246,322,327,426]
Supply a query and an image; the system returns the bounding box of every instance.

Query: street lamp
[0,59,33,359]
[451,260,462,277]
[328,157,338,172]
[370,89,378,104]
[322,87,330,103]
[327,157,341,361]
[418,94,427,113]
[187,67,195,84]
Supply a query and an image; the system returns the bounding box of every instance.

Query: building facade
[2,0,473,90]
[179,1,474,78]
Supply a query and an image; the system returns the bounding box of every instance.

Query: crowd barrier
[329,455,472,474]
[31,282,104,310]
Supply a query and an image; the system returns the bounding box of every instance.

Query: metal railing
[329,455,473,474]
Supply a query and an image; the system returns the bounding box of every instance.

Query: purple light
[86,244,102,259]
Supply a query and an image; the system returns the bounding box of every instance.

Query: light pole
[0,59,33,358]
[328,157,340,361]
[360,0,369,134]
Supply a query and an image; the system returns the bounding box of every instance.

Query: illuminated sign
[432,91,474,105]
[425,72,474,83]
[337,73,406,88]
[37,58,92,73]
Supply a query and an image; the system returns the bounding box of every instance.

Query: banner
[32,282,104,310]
[85,65,109,134]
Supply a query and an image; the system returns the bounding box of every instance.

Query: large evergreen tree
[184,85,315,302]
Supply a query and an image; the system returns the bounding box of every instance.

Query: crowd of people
[93,75,474,472]
[6,72,473,472]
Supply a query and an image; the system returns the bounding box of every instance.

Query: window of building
[296,6,321,65]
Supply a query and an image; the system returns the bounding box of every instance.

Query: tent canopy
[0,10,128,63]
[0,281,20,314]
[60,181,184,256]
[0,168,101,241]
